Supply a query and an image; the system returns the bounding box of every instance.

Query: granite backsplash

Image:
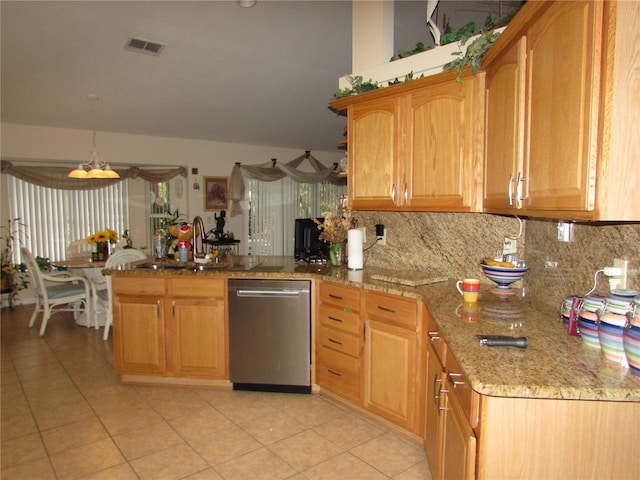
[353,211,640,310]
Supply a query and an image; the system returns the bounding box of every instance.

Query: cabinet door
[523,0,601,212]
[365,319,418,432]
[169,298,227,378]
[348,97,401,210]
[441,382,477,480]
[113,295,166,375]
[484,37,527,211]
[409,74,483,211]
[424,341,445,480]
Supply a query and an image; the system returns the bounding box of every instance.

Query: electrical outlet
[503,237,517,255]
[609,258,628,290]
[377,227,386,246]
[557,221,574,242]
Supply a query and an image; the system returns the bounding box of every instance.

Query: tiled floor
[1,306,431,480]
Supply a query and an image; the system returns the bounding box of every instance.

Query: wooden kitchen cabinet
[112,275,228,381]
[330,70,484,212]
[316,281,363,404]
[483,0,640,220]
[113,276,166,376]
[364,290,424,435]
[167,277,227,378]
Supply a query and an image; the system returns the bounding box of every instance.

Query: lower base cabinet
[113,275,227,380]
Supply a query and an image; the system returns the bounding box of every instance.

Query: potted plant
[0,218,29,308]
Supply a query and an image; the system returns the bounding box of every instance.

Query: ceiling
[1,1,355,153]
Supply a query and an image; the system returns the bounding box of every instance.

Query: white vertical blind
[7,177,129,262]
[245,176,346,256]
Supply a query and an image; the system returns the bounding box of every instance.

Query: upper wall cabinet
[329,70,485,212]
[482,0,640,221]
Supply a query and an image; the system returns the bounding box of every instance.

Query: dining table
[52,257,106,327]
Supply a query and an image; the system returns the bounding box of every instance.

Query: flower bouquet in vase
[313,210,352,266]
[87,228,118,262]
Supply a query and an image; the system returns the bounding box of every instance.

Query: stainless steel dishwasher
[228,279,311,393]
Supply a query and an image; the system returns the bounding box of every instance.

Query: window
[7,177,129,262]
[245,176,346,256]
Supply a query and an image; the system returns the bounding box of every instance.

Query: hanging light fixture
[68,95,120,179]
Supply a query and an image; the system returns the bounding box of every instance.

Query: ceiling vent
[125,37,165,55]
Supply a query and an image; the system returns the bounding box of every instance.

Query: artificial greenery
[334,75,380,99]
[443,21,502,82]
[390,42,431,61]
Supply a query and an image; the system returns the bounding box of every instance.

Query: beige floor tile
[268,429,344,471]
[393,459,432,480]
[31,397,96,431]
[27,384,87,414]
[0,456,56,480]
[0,390,32,421]
[182,467,225,479]
[129,443,209,480]
[41,417,110,455]
[187,424,262,466]
[113,420,185,460]
[303,452,390,480]
[313,412,385,449]
[1,412,39,441]
[214,447,296,480]
[284,395,347,428]
[83,384,146,416]
[11,349,59,370]
[98,400,163,436]
[237,410,307,445]
[0,431,48,469]
[49,437,125,480]
[214,393,279,423]
[79,462,139,480]
[168,405,234,442]
[350,432,426,477]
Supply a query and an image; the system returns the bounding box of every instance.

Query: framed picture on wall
[203,176,229,211]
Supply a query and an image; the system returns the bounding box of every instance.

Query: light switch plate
[503,237,517,255]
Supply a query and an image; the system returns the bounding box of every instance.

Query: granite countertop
[107,256,640,402]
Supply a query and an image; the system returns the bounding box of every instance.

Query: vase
[92,242,110,262]
[329,243,344,266]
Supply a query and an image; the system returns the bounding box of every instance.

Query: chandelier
[68,95,119,179]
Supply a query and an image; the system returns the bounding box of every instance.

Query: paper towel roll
[348,228,363,270]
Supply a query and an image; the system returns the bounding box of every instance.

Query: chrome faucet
[192,216,206,259]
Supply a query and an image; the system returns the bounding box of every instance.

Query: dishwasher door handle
[235,289,307,297]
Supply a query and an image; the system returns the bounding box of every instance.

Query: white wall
[1,123,343,254]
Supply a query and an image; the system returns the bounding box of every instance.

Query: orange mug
[456,278,480,302]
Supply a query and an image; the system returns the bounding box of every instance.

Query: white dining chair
[66,239,93,259]
[92,249,147,340]
[21,247,91,336]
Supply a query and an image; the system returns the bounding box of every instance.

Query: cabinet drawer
[168,277,225,297]
[319,304,361,335]
[319,325,360,357]
[426,312,446,367]
[317,347,360,402]
[446,349,479,428]
[365,291,417,329]
[113,276,165,296]
[320,282,361,312]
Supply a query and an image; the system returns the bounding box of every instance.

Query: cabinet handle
[428,331,441,342]
[328,293,343,300]
[171,300,175,318]
[448,372,466,388]
[377,305,396,314]
[157,300,161,318]
[508,172,514,206]
[391,184,397,204]
[433,374,443,404]
[328,368,343,377]
[328,338,343,346]
[327,315,343,323]
[438,387,449,412]
[516,171,524,208]
[404,183,409,205]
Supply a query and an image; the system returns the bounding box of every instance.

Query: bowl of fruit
[480,258,528,295]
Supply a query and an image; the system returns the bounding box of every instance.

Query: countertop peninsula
[107,255,640,402]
